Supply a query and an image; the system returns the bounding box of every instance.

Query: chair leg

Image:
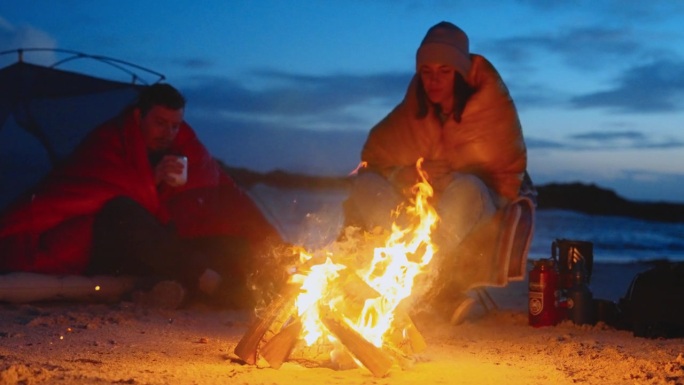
[450,296,476,325]
[450,288,500,325]
[474,287,499,313]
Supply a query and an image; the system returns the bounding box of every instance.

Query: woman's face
[419,63,456,108]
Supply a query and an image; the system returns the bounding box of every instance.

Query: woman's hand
[419,159,451,182]
[389,159,452,191]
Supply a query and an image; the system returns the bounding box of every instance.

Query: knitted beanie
[416,21,471,78]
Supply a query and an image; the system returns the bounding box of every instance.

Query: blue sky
[1,1,684,203]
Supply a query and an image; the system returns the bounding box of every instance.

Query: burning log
[336,269,380,321]
[319,305,394,378]
[382,341,416,370]
[259,318,302,369]
[338,270,426,356]
[234,268,428,374]
[234,286,298,365]
[288,340,338,367]
[388,308,427,355]
[329,342,358,370]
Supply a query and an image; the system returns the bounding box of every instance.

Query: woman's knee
[446,174,494,204]
[439,174,496,220]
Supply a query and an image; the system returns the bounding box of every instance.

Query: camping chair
[448,195,536,324]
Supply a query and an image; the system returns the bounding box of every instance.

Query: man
[0,83,286,307]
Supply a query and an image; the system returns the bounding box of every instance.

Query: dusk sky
[1,1,684,203]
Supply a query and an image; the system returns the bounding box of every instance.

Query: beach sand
[1,261,683,385]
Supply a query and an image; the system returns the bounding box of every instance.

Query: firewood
[338,271,427,357]
[234,286,298,365]
[320,305,393,378]
[382,342,416,370]
[330,344,358,370]
[259,299,298,349]
[405,317,426,352]
[260,318,302,369]
[338,268,427,356]
[390,309,427,354]
[336,269,381,322]
[288,340,336,366]
[339,269,381,301]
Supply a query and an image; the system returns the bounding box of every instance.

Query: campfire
[235,160,440,377]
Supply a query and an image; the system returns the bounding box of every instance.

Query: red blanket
[0,109,280,274]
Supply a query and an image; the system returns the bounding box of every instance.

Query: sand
[1,261,683,385]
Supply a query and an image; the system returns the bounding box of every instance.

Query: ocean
[248,185,684,264]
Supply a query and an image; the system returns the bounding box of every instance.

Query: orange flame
[289,158,438,352]
[348,161,367,176]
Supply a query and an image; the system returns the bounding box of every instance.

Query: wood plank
[320,305,393,377]
[260,319,302,369]
[234,286,298,365]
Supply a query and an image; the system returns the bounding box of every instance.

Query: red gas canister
[528,258,560,327]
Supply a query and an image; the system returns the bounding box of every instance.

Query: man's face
[137,105,184,152]
[419,63,456,106]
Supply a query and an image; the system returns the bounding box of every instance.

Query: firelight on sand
[286,158,438,366]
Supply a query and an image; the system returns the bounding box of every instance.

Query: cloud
[570,131,645,141]
[179,70,410,131]
[506,80,566,111]
[477,6,684,115]
[517,0,684,21]
[484,23,684,114]
[177,70,414,175]
[486,26,642,70]
[524,137,564,149]
[171,58,215,70]
[570,59,684,113]
[475,3,684,116]
[569,130,684,149]
[526,130,684,151]
[183,70,409,113]
[186,112,367,176]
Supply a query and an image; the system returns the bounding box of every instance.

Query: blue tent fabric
[0,60,148,211]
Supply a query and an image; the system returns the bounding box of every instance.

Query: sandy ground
[1,261,683,385]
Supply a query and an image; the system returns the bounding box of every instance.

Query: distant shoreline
[223,165,684,223]
[535,182,684,223]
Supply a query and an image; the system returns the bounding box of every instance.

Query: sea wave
[530,209,684,263]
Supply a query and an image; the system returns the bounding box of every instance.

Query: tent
[0,48,165,210]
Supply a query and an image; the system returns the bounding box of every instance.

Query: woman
[344,21,532,315]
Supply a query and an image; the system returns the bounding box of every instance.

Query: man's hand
[155,155,186,186]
